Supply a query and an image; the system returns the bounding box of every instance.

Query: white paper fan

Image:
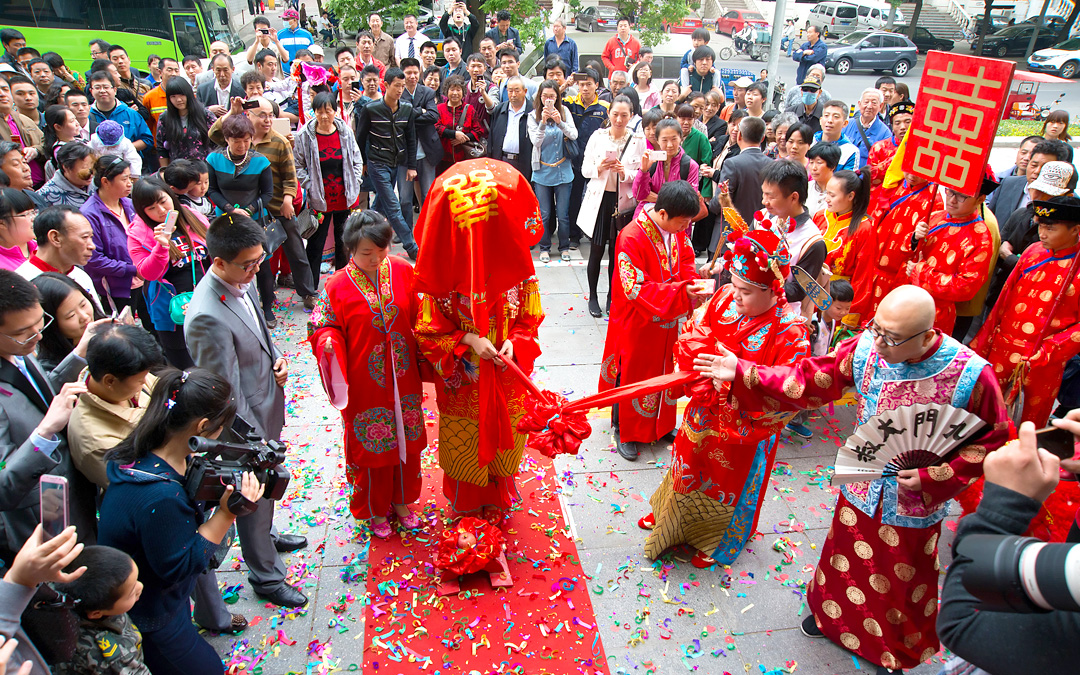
[831,403,986,486]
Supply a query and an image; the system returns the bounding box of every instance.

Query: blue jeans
[369,162,418,255]
[534,181,572,252]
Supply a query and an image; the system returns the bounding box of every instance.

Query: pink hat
[282,8,299,20]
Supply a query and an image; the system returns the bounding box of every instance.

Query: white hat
[732,76,754,88]
[1029,161,1078,197]
[309,44,324,57]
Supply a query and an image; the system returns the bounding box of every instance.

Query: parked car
[892,24,954,52]
[979,23,1059,57]
[1028,37,1080,78]
[389,8,434,35]
[575,6,620,32]
[824,30,918,76]
[716,9,767,37]
[665,15,703,34]
[972,14,1010,37]
[807,2,859,38]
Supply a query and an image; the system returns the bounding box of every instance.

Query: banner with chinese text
[902,52,1015,197]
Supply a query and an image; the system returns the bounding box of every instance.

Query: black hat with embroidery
[1033,195,1080,223]
[888,99,916,120]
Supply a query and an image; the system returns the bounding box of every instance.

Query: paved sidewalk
[205,249,954,674]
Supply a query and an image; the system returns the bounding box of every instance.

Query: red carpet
[360,388,610,674]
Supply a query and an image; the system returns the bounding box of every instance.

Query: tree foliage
[322,0,421,34]
[481,0,551,50]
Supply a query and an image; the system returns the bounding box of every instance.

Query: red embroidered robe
[850,180,942,324]
[307,257,426,518]
[599,208,697,443]
[900,210,995,334]
[970,240,1080,426]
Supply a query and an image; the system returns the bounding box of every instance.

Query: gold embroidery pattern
[443,169,499,230]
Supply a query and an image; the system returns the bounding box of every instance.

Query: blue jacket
[794,39,828,65]
[485,26,522,54]
[98,455,217,632]
[842,116,893,168]
[89,101,153,149]
[277,26,314,68]
[544,36,578,73]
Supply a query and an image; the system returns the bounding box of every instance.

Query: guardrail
[947,0,974,32]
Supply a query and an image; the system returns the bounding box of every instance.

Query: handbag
[168,250,199,325]
[296,206,318,239]
[20,584,80,665]
[252,198,287,254]
[457,104,486,159]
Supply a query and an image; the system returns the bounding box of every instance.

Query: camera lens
[959,534,1080,613]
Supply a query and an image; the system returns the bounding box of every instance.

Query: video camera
[958,534,1080,613]
[184,416,291,516]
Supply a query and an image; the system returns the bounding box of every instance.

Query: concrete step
[898,2,964,37]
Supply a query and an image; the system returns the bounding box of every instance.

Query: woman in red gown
[308,211,426,539]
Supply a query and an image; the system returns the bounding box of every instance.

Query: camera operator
[938,420,1080,673]
[98,368,261,675]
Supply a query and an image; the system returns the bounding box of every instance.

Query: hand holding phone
[1036,425,1077,460]
[650,149,668,162]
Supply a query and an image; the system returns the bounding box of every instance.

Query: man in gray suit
[185,214,308,608]
[0,269,98,562]
[987,140,1069,221]
[707,116,773,255]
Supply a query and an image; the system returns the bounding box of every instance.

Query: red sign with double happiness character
[902,51,1015,196]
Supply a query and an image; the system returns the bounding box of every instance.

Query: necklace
[226,148,246,165]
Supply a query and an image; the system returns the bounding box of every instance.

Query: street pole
[1026,0,1051,59]
[766,0,788,111]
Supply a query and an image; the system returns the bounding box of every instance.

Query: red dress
[307,257,426,519]
[813,209,870,280]
[644,286,809,564]
[850,180,942,324]
[900,210,995,334]
[970,241,1080,426]
[727,333,1009,670]
[435,101,486,166]
[599,208,697,444]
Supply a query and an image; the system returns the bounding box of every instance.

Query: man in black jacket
[487,75,532,181]
[400,58,442,212]
[354,67,419,259]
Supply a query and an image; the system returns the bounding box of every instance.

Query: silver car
[824,30,919,76]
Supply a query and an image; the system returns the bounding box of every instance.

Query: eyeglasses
[864,319,930,348]
[228,253,266,274]
[944,189,973,202]
[0,312,53,345]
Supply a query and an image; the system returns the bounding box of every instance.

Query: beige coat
[68,373,157,489]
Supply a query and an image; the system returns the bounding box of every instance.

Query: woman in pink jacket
[128,176,210,368]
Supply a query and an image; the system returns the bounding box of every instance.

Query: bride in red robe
[308,212,427,539]
[411,160,546,520]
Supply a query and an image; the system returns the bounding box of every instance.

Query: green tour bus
[2,0,243,74]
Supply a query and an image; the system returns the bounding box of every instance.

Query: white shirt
[210,267,261,328]
[502,101,528,155]
[806,181,828,219]
[395,31,421,62]
[214,81,231,108]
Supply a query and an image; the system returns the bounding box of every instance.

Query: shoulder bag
[168,250,199,325]
[457,104,487,159]
[611,132,638,233]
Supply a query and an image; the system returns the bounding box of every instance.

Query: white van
[807,1,903,37]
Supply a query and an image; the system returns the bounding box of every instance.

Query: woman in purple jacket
[80,155,137,312]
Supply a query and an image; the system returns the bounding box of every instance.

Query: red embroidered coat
[308,257,426,469]
[599,208,697,443]
[850,180,942,323]
[970,241,1080,425]
[867,137,897,190]
[900,210,995,334]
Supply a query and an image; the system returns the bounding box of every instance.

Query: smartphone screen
[242,99,260,110]
[351,81,361,91]
[40,476,69,541]
[1036,425,1077,460]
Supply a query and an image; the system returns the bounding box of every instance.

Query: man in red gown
[849,173,942,324]
[900,170,998,334]
[866,100,914,190]
[599,180,706,460]
[971,195,1080,426]
[694,285,1009,675]
[640,229,809,567]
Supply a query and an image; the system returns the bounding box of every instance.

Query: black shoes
[588,296,602,317]
[616,432,640,461]
[264,312,277,329]
[255,584,308,608]
[274,534,308,553]
[800,614,824,638]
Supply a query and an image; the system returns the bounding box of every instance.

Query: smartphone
[40,475,69,542]
[543,99,554,111]
[1036,425,1077,460]
[650,149,668,162]
[117,305,134,325]
[242,99,260,110]
[604,149,619,163]
[163,209,178,236]
[573,72,588,83]
[351,81,361,91]
[259,28,270,35]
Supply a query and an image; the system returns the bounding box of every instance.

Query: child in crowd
[53,545,149,675]
[89,120,142,176]
[785,279,855,440]
[162,158,213,219]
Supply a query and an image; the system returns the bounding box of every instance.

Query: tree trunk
[975,1,995,55]
[907,0,923,40]
[1057,0,1080,42]
[886,0,898,30]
